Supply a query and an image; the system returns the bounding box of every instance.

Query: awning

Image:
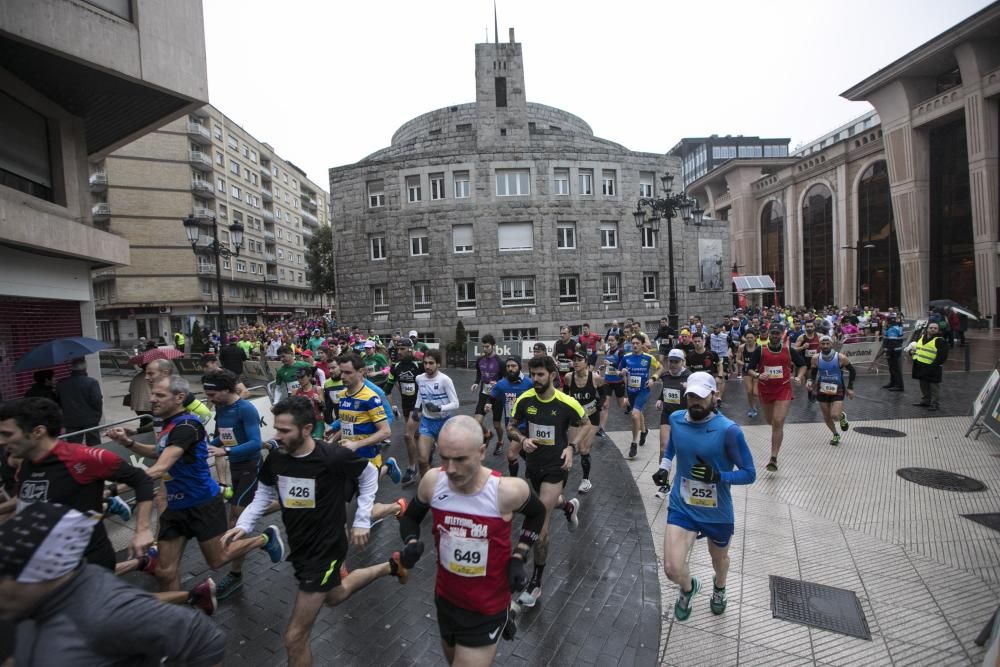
[732,275,779,293]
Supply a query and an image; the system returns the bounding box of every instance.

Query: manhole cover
[770,576,871,640]
[896,468,987,492]
[855,426,907,438]
[961,513,1000,533]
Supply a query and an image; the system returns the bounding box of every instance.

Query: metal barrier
[61,414,155,441]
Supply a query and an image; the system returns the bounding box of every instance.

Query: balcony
[191,179,214,196]
[89,172,108,192]
[260,163,272,181]
[301,226,313,239]
[186,122,212,144]
[189,150,212,171]
[301,195,318,210]
[92,268,116,281]
[92,203,111,221]
[197,264,215,275]
[263,231,275,242]
[190,106,211,119]
[265,253,277,264]
[192,207,215,220]
[301,210,319,227]
[262,209,275,223]
[261,187,273,202]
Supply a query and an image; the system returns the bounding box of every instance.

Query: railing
[92,203,111,218]
[192,207,214,219]
[89,172,108,188]
[189,150,212,168]
[62,414,155,442]
[186,122,211,142]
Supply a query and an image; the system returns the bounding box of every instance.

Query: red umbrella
[128,347,185,366]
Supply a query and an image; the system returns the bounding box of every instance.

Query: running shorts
[436,595,510,648]
[603,382,625,399]
[419,416,449,439]
[757,382,793,404]
[667,509,734,548]
[228,459,260,507]
[815,387,845,403]
[400,396,418,420]
[526,462,568,492]
[158,494,228,543]
[627,388,651,411]
[293,544,347,593]
[474,394,502,418]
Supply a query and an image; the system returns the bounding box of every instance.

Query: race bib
[820,381,839,395]
[680,477,717,508]
[805,349,818,358]
[529,422,555,446]
[286,380,300,393]
[605,367,619,377]
[439,530,488,577]
[764,365,783,379]
[340,421,355,438]
[218,427,237,447]
[558,360,570,372]
[482,382,496,396]
[400,381,416,396]
[504,395,516,418]
[628,375,642,389]
[277,476,315,509]
[582,400,597,416]
[663,388,681,405]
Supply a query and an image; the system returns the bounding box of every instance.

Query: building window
[413,282,431,311]
[760,200,785,302]
[642,273,658,301]
[500,277,535,307]
[495,169,530,196]
[372,285,389,314]
[600,221,618,249]
[227,135,238,150]
[495,77,507,107]
[454,171,470,198]
[737,145,763,158]
[229,160,240,175]
[578,169,594,196]
[601,273,621,302]
[601,169,616,196]
[559,275,579,304]
[216,151,224,166]
[200,279,213,295]
[640,226,657,248]
[216,176,226,192]
[370,236,386,260]
[456,281,477,309]
[410,228,429,256]
[406,175,422,202]
[556,222,576,249]
[430,172,446,200]
[453,224,473,253]
[498,222,533,251]
[554,168,570,195]
[223,257,231,270]
[639,171,654,198]
[503,327,538,339]
[231,185,241,200]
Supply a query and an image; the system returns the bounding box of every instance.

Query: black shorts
[526,463,568,492]
[603,382,625,399]
[293,545,347,593]
[658,343,671,356]
[400,395,418,419]
[585,410,600,427]
[816,391,846,403]
[720,358,731,375]
[229,460,260,507]
[660,405,685,424]
[474,393,501,417]
[158,494,228,543]
[436,595,510,648]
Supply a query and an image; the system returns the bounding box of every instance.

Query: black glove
[400,540,424,568]
[690,456,720,483]
[424,402,441,414]
[508,555,527,592]
[652,468,670,487]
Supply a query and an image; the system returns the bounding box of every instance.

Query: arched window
[857,161,900,309]
[801,184,833,307]
[760,200,785,300]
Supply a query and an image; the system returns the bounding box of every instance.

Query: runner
[552,326,578,380]
[793,320,822,403]
[709,323,730,403]
[562,351,605,493]
[736,330,762,418]
[577,323,602,367]
[292,366,326,440]
[684,333,721,408]
[224,397,409,667]
[274,346,315,402]
[489,357,534,477]
[658,372,756,621]
[530,342,561,389]
[201,354,250,398]
[620,333,661,459]
[471,335,503,450]
[413,350,460,478]
[384,337,423,485]
[655,317,676,362]
[333,353,402,485]
[805,335,855,446]
[362,340,391,391]
[598,333,627,438]
[144,359,212,423]
[396,416,547,666]
[749,324,805,472]
[650,349,691,498]
[508,356,585,609]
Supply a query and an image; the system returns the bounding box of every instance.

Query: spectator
[55,358,103,446]
[219,336,247,377]
[23,369,57,402]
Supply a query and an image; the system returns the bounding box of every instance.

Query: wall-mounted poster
[699,238,723,291]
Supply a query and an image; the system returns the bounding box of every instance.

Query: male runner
[489,357,534,478]
[577,323,602,367]
[397,416,547,666]
[736,330,762,418]
[655,317,676,362]
[293,367,326,441]
[471,335,503,449]
[531,342,561,389]
[508,356,585,608]
[709,323,730,403]
[224,397,409,667]
[362,340,391,391]
[598,333,627,437]
[748,324,805,472]
[620,333,661,459]
[274,346,314,402]
[806,335,855,446]
[794,319,822,403]
[658,372,756,620]
[650,349,691,498]
[334,353,401,484]
[552,326,578,379]
[563,351,604,493]
[685,332,721,386]
[384,337,423,485]
[412,350,460,477]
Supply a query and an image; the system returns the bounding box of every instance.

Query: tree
[305,230,337,307]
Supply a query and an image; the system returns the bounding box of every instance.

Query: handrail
[62,414,154,440]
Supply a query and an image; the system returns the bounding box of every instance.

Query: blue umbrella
[14,336,111,372]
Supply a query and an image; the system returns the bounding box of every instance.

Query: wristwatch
[224,446,233,455]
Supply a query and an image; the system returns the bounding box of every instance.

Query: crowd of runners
[0,302,957,666]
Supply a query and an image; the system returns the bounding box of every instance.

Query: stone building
[0,0,207,398]
[329,31,732,343]
[90,105,330,345]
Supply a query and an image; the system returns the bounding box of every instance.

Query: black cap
[572,351,587,360]
[294,366,313,378]
[396,337,412,347]
[533,342,547,351]
[768,323,784,334]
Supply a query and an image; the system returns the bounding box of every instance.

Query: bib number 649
[453,549,481,564]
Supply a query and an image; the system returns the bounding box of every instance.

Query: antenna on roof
[494,0,499,44]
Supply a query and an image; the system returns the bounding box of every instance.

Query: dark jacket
[911,333,948,383]
[219,343,247,376]
[55,370,103,428]
[23,383,57,402]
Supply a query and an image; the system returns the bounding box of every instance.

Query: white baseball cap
[407,330,418,338]
[685,371,717,398]
[667,349,685,361]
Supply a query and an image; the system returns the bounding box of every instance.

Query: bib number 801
[453,549,482,564]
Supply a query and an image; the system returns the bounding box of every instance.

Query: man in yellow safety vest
[909,321,948,411]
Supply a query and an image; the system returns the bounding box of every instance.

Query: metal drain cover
[770,576,871,640]
[961,513,1000,533]
[855,426,907,438]
[897,468,987,492]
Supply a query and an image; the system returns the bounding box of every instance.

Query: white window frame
[453,171,470,199]
[370,236,386,260]
[367,180,385,208]
[500,276,535,307]
[600,222,618,249]
[498,222,533,252]
[372,285,389,314]
[556,222,576,250]
[410,229,429,256]
[452,224,473,254]
[579,169,594,196]
[640,226,658,249]
[495,169,530,197]
[554,168,570,195]
[456,280,477,309]
[601,273,621,303]
[642,273,658,301]
[406,175,422,203]
[412,282,432,311]
[559,275,579,304]
[430,173,446,201]
[639,171,654,198]
[601,169,616,196]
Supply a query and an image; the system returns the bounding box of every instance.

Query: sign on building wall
[699,238,724,291]
[466,340,520,363]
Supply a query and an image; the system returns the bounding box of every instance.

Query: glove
[424,402,441,414]
[690,456,721,483]
[651,468,670,487]
[508,555,527,592]
[400,540,424,568]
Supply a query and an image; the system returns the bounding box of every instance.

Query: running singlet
[660,368,691,413]
[603,348,625,383]
[337,384,388,460]
[490,376,534,420]
[798,335,821,361]
[323,378,345,420]
[476,355,502,396]
[566,372,600,417]
[619,352,660,391]
[156,412,218,510]
[758,343,793,386]
[511,389,586,468]
[553,339,578,374]
[817,353,844,396]
[431,470,512,615]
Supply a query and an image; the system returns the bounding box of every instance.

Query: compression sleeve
[516,490,546,549]
[720,425,756,485]
[399,495,430,542]
[660,428,676,470]
[352,462,378,530]
[845,362,856,389]
[235,483,277,534]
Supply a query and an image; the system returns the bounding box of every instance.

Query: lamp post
[633,173,704,330]
[183,214,244,346]
[841,241,876,307]
[261,274,278,322]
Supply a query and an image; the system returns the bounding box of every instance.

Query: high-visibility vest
[914,336,938,365]
[175,332,185,346]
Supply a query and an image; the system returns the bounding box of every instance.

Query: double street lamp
[633,173,704,330]
[183,214,244,347]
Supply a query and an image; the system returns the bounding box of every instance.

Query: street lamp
[841,241,876,306]
[633,174,704,330]
[261,274,279,321]
[183,213,244,346]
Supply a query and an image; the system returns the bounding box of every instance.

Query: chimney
[509,28,515,43]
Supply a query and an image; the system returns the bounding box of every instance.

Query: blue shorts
[667,509,735,548]
[419,416,448,440]
[627,388,651,411]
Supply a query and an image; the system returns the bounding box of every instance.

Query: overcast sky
[202,0,991,189]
